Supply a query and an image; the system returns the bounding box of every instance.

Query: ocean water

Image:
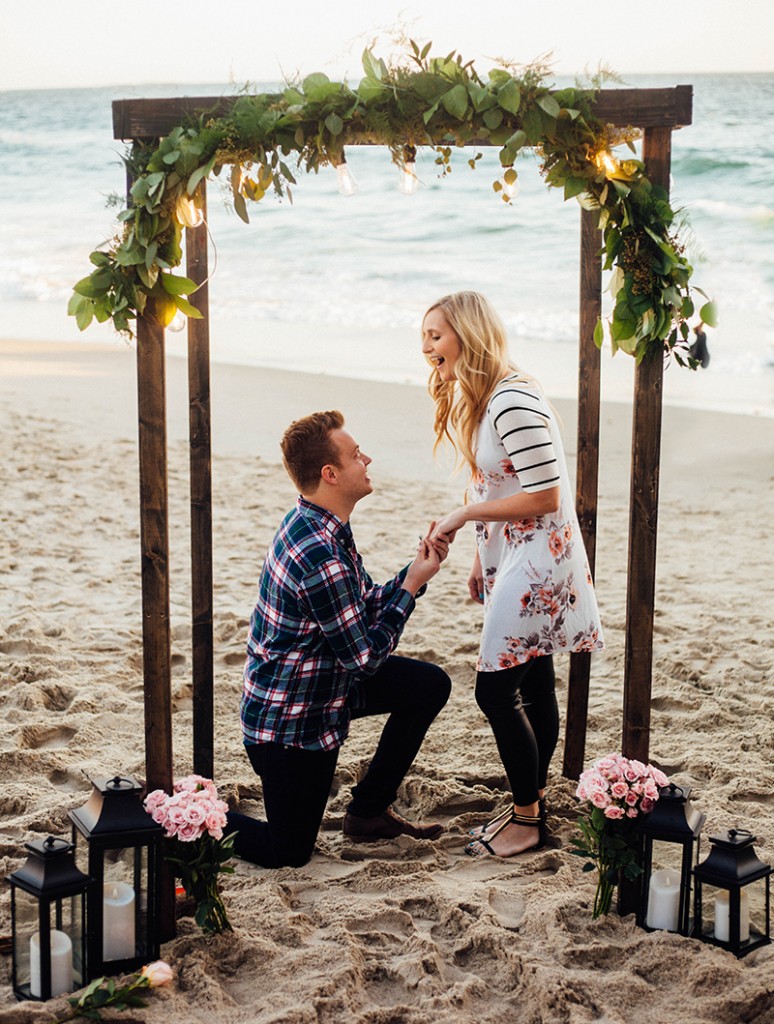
[1,74,773,410]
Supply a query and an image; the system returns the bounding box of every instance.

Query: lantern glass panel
[698,880,768,948]
[13,888,83,999]
[100,845,148,962]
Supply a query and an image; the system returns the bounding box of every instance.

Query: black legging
[474,654,559,806]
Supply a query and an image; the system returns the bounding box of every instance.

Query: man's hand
[402,538,441,595]
[423,520,450,563]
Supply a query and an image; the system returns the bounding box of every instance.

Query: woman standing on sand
[422,291,604,858]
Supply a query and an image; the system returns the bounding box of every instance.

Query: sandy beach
[1,336,773,1024]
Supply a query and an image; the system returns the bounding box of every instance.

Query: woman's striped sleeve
[489,387,560,492]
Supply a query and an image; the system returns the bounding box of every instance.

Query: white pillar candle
[714,890,750,943]
[30,928,73,998]
[102,881,136,961]
[645,868,682,931]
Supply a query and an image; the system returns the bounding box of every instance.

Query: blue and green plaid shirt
[241,497,417,751]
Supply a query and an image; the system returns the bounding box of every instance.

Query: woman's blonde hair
[424,291,531,476]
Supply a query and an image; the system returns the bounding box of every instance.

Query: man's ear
[320,463,337,486]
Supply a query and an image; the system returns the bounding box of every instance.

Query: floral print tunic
[470,376,604,671]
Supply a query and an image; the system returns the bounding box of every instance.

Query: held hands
[429,507,468,546]
[402,521,447,595]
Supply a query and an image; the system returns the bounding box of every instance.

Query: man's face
[329,428,373,503]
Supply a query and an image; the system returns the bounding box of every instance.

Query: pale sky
[1,0,771,91]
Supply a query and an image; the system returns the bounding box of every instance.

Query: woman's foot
[470,795,547,840]
[464,809,543,858]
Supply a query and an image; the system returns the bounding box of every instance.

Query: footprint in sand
[18,724,76,750]
[488,888,526,930]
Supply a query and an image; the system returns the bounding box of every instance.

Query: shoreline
[2,302,774,421]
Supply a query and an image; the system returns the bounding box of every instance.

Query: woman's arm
[430,485,560,542]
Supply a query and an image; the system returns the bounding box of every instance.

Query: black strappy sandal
[464,810,544,858]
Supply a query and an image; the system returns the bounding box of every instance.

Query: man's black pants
[226,656,451,867]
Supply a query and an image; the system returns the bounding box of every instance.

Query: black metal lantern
[637,783,705,935]
[8,836,90,1001]
[694,828,772,957]
[69,775,163,979]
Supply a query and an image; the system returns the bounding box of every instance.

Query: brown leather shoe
[342,806,444,842]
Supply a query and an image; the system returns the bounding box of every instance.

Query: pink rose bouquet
[570,753,668,918]
[144,775,235,934]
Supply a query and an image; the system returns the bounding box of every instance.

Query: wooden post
[185,186,215,779]
[134,293,176,940]
[621,127,672,764]
[563,207,602,779]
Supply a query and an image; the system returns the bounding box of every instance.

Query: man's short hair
[280,410,345,493]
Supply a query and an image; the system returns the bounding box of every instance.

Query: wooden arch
[112,84,692,798]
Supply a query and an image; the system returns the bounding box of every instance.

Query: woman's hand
[467,550,485,604]
[423,521,450,563]
[429,507,468,544]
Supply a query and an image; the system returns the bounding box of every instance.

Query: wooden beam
[621,126,671,764]
[563,207,603,780]
[112,86,692,141]
[185,187,215,780]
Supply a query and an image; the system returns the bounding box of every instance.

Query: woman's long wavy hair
[424,291,532,476]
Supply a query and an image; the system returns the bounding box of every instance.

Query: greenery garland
[69,42,715,364]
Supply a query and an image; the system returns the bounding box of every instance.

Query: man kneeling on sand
[226,410,451,868]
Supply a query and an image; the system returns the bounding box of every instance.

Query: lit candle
[714,890,750,943]
[30,928,73,998]
[102,881,136,961]
[645,868,681,931]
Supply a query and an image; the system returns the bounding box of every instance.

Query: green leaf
[159,273,198,296]
[537,95,561,118]
[593,318,605,349]
[302,71,330,93]
[563,177,588,200]
[505,129,527,152]
[324,113,343,136]
[175,295,204,319]
[441,84,468,120]
[358,77,386,102]
[483,107,503,130]
[497,79,521,115]
[73,275,104,299]
[698,300,718,327]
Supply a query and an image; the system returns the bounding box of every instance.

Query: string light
[398,145,418,196]
[594,150,620,177]
[167,311,187,332]
[503,167,520,201]
[335,154,358,196]
[175,195,204,228]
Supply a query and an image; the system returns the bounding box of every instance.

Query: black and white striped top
[488,381,560,492]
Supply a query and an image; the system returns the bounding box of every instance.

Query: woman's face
[422,308,462,382]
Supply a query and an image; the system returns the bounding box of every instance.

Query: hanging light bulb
[503,167,520,201]
[335,154,358,197]
[594,150,620,177]
[168,310,187,333]
[175,195,204,228]
[398,145,419,196]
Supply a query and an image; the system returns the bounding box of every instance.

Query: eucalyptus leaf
[698,300,718,327]
[497,79,521,114]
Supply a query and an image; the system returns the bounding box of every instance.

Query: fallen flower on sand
[50,960,173,1023]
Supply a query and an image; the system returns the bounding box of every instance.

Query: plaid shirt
[241,497,417,751]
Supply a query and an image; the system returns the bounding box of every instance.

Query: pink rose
[640,797,655,813]
[183,802,207,827]
[143,789,167,813]
[604,806,625,819]
[175,820,201,842]
[625,791,639,806]
[141,960,174,987]
[626,807,638,818]
[591,791,611,809]
[651,768,669,788]
[611,781,629,800]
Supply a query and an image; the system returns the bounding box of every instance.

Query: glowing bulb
[176,195,204,228]
[336,160,358,197]
[398,161,419,195]
[168,310,187,333]
[503,167,520,201]
[595,150,619,176]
